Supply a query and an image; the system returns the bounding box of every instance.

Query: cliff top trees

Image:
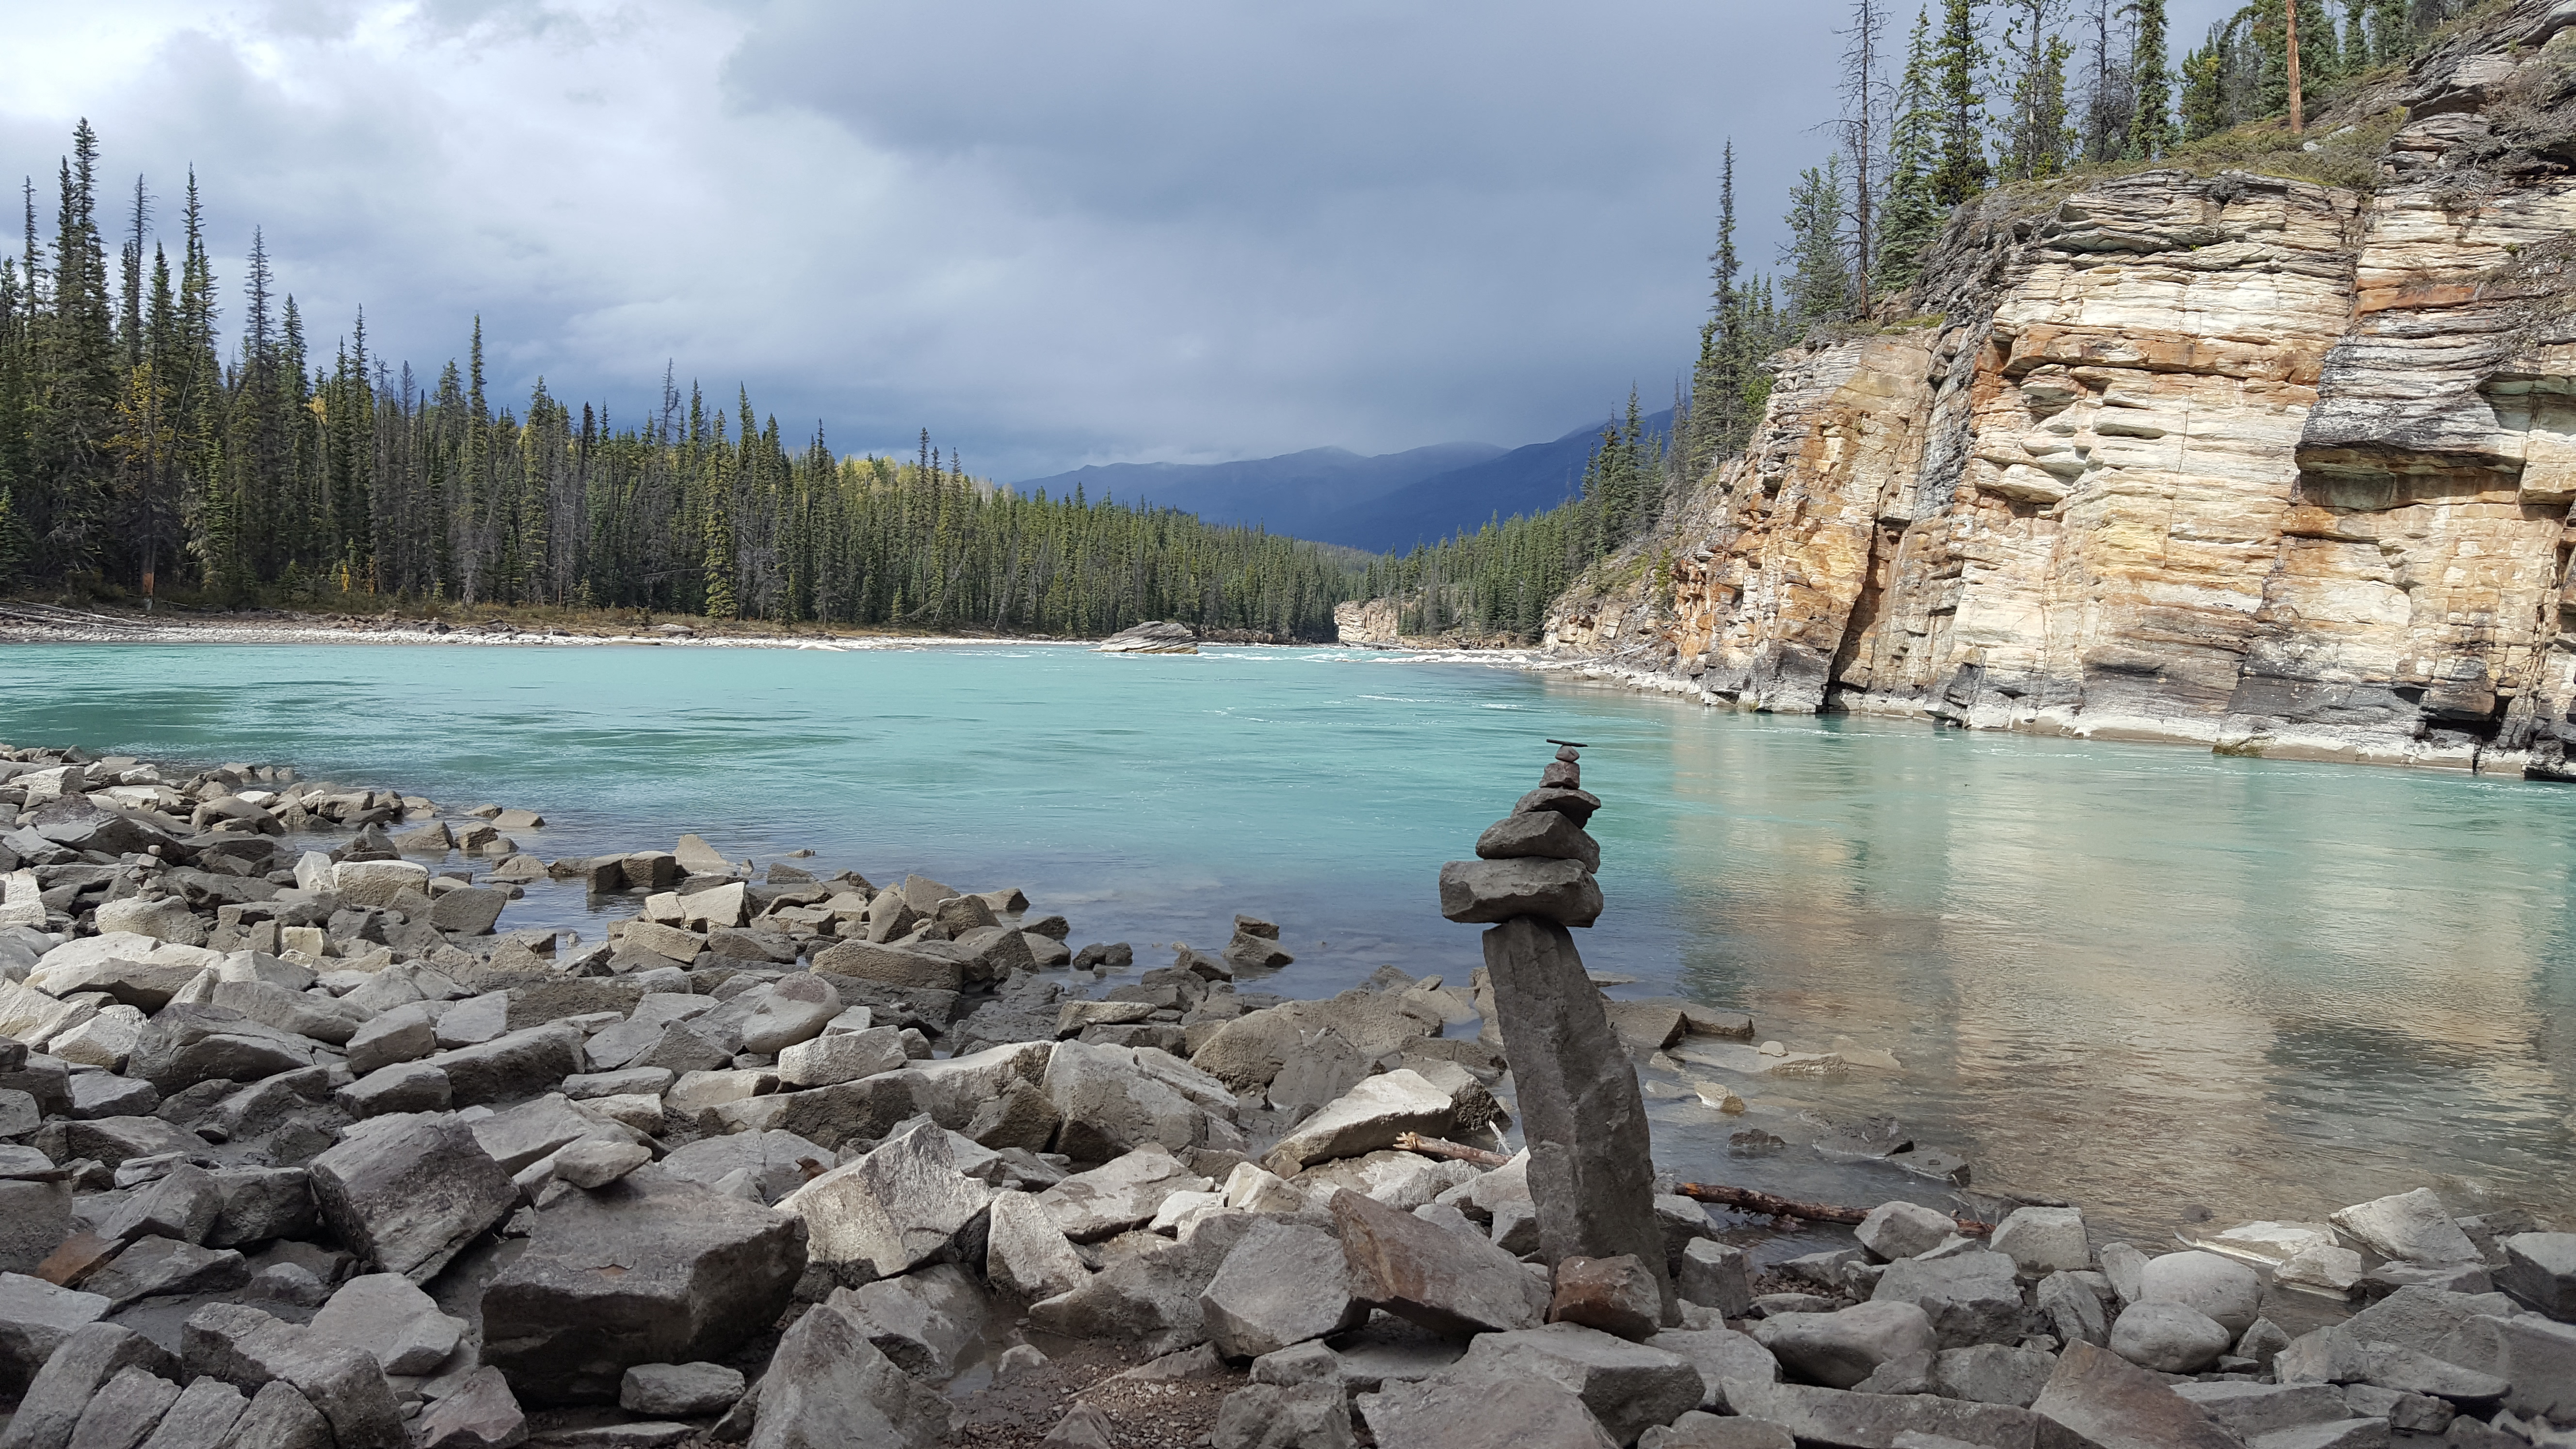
[2130,0,2177,159]
[1931,0,1994,205]
[1997,0,2078,182]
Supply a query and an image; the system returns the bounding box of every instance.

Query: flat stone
[1932,1344,2055,1407]
[2169,1382,2359,1440]
[1718,1376,2041,1449]
[1450,1321,1700,1445]
[419,1023,584,1107]
[0,1272,111,1397]
[132,1377,246,1449]
[481,1171,804,1405]
[1857,1201,1955,1263]
[2327,1189,2478,1266]
[1201,1219,1364,1358]
[1752,1300,1937,1390]
[774,1120,993,1285]
[621,1360,745,1417]
[1212,1380,1355,1449]
[62,1363,179,1449]
[1358,1371,1617,1449]
[2426,1312,2571,1418]
[1438,858,1602,927]
[1033,1143,1211,1242]
[126,1004,320,1092]
[1637,1413,1793,1449]
[745,1284,949,1449]
[658,1129,832,1205]
[2499,1232,2576,1320]
[306,1113,518,1282]
[410,1366,524,1449]
[1644,1327,1778,1411]
[307,1272,467,1375]
[84,1237,249,1306]
[554,1138,651,1190]
[1870,1249,2027,1348]
[1474,811,1601,872]
[179,1301,405,1449]
[776,1027,906,1088]
[2028,1339,2240,1449]
[1263,1070,1456,1174]
[1334,1186,1546,1336]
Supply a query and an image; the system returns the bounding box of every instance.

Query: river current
[8,640,2572,1246]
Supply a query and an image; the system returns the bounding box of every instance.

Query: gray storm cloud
[2,0,2243,479]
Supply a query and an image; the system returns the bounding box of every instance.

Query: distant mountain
[1014,442,1503,550]
[1014,408,1674,554]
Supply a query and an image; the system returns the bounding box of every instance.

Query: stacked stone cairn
[0,740,2571,1449]
[1437,742,1676,1327]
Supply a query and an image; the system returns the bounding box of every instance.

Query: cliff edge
[1547,0,2576,778]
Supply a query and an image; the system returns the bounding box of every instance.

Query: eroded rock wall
[1548,5,2576,777]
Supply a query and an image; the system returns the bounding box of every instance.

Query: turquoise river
[6,640,2573,1246]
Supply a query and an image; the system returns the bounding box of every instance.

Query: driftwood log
[1389,1133,1994,1237]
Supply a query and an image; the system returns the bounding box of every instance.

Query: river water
[7,640,2572,1246]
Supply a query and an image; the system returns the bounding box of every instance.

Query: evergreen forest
[0,3,2495,644]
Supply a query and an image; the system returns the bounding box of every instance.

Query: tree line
[0,124,1365,639]
[1372,0,2478,642]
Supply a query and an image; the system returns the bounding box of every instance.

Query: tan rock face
[1548,132,2576,777]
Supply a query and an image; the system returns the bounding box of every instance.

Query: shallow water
[7,640,2573,1244]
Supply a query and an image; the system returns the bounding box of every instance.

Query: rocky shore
[0,741,2568,1449]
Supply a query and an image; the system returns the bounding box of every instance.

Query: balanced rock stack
[1437,742,1675,1323]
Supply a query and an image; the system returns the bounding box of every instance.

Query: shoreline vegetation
[0,740,2565,1446]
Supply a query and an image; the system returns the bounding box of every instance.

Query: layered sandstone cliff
[1545,0,2576,777]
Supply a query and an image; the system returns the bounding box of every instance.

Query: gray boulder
[1201,1219,1366,1359]
[0,1273,110,1397]
[660,1128,834,1205]
[481,1170,806,1404]
[1261,1070,1456,1175]
[207,1166,317,1248]
[133,1378,246,1449]
[1033,1143,1211,1242]
[2328,1190,2478,1266]
[84,1238,250,1307]
[1028,1214,1257,1356]
[1676,1239,1752,1319]
[0,1177,71,1276]
[775,1120,993,1286]
[1932,1344,2055,1407]
[179,1302,405,1449]
[336,1062,452,1118]
[2108,1301,2231,1373]
[307,1113,517,1281]
[1359,1373,1615,1449]
[747,1289,949,1449]
[1869,1248,2028,1348]
[1042,1039,1214,1160]
[1989,1207,2088,1278]
[64,1366,180,1449]
[1335,1186,1545,1336]
[1750,1301,1936,1390]
[306,1272,467,1375]
[2499,1232,2576,1320]
[2137,1250,2262,1336]
[831,1264,986,1379]
[1453,1323,1703,1448]
[2168,1381,2363,1440]
[1214,1382,1355,1449]
[1643,1328,1778,1412]
[1720,1378,2041,1449]
[409,1366,524,1449]
[985,1189,1090,1301]
[419,1023,584,1106]
[2028,1339,2241,1449]
[1855,1201,1954,1263]
[127,1005,320,1092]
[1474,811,1600,872]
[214,1381,331,1449]
[0,1321,178,1449]
[2034,1271,2108,1349]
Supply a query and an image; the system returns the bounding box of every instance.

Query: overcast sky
[2,0,2243,480]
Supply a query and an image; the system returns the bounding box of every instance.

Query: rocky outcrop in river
[1545,1,2576,779]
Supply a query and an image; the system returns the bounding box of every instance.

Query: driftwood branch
[1677,1182,1992,1236]
[1392,1132,1513,1167]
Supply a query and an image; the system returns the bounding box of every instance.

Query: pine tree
[1685,144,1745,480]
[2179,27,2230,141]
[1997,0,2077,182]
[1881,9,1947,291]
[2128,0,2176,158]
[2367,0,2409,63]
[1931,0,1993,206]
[2340,0,2369,73]
[1783,156,1855,328]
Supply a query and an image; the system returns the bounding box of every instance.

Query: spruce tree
[1783,157,1855,328]
[2367,0,2408,62]
[1880,9,1946,291]
[2179,31,2229,141]
[2128,0,2176,159]
[1997,0,2076,182]
[1930,0,1993,206]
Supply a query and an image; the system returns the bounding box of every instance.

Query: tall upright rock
[1440,745,1673,1320]
[1545,1,2576,780]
